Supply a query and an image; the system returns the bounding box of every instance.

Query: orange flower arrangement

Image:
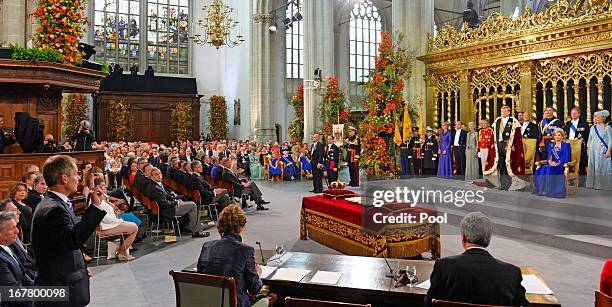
[209,96,228,140]
[33,0,88,65]
[321,76,351,137]
[359,32,413,177]
[171,101,194,142]
[61,93,88,140]
[288,85,305,144]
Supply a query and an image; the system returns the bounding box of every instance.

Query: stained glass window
[94,0,190,75]
[285,0,303,79]
[147,0,190,74]
[349,0,382,83]
[94,0,141,69]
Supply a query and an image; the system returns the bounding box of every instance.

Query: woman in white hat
[586,110,612,190]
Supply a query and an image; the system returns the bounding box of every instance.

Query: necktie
[66,199,73,211]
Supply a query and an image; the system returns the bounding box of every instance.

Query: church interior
[0,0,611,306]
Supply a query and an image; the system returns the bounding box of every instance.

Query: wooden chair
[285,297,371,307]
[263,155,271,180]
[170,270,238,307]
[565,139,582,196]
[523,138,537,175]
[596,290,612,307]
[192,190,219,222]
[169,270,277,307]
[431,300,506,307]
[534,139,582,197]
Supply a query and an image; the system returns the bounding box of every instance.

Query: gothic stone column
[393,0,433,130]
[303,0,335,142]
[1,0,26,46]
[250,9,277,142]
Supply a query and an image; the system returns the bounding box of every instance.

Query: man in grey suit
[425,212,528,307]
[32,155,106,307]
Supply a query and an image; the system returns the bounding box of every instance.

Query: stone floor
[89,178,607,307]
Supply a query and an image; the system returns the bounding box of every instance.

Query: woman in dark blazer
[197,205,270,307]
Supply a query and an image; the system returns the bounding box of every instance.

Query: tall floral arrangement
[32,0,88,65]
[170,101,193,142]
[61,93,88,141]
[108,98,132,141]
[288,85,304,144]
[209,95,228,140]
[360,32,413,177]
[321,76,351,136]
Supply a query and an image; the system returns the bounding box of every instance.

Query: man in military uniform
[408,127,423,176]
[538,107,562,160]
[326,135,340,183]
[422,127,438,176]
[399,136,411,177]
[344,126,360,187]
[563,107,589,175]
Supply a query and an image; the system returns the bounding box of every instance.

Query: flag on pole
[394,121,403,146]
[402,101,412,143]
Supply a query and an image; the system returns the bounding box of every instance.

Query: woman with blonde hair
[533,128,571,198]
[465,122,480,181]
[437,122,453,178]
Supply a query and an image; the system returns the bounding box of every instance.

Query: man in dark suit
[452,121,468,177]
[520,111,539,139]
[425,212,528,307]
[146,167,209,238]
[0,211,34,307]
[23,173,47,212]
[191,161,231,211]
[201,156,213,178]
[148,148,161,169]
[0,200,37,282]
[198,205,269,307]
[32,155,106,307]
[132,158,148,193]
[563,107,589,175]
[220,159,269,210]
[310,134,325,193]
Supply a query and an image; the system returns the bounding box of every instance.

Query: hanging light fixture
[192,0,245,49]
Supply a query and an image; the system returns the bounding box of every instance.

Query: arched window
[94,0,141,70]
[349,0,382,83]
[285,0,303,79]
[93,0,190,75]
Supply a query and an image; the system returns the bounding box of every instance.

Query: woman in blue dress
[533,128,571,198]
[249,147,263,180]
[281,151,300,181]
[268,149,282,181]
[299,148,313,177]
[437,122,453,178]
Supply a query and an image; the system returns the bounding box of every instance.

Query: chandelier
[192,0,245,49]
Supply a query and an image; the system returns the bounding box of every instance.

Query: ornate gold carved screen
[472,64,521,122]
[534,51,612,122]
[433,73,461,128]
[419,0,612,127]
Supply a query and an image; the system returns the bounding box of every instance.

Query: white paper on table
[345,196,362,203]
[521,274,554,295]
[416,279,431,290]
[270,268,311,282]
[259,266,278,279]
[309,271,342,285]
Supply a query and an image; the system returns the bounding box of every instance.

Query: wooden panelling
[0,151,105,199]
[95,92,200,144]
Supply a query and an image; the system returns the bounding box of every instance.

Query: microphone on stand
[383,256,396,278]
[256,241,265,265]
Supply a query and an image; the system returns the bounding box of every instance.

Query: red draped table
[300,195,441,259]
